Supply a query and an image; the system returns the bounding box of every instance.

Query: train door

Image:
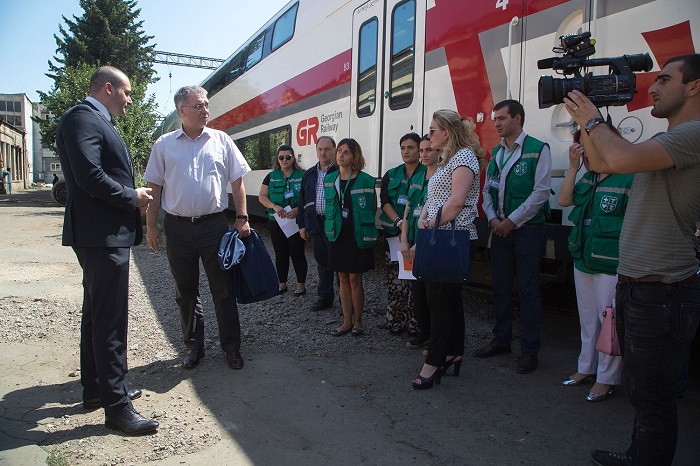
[350,0,425,177]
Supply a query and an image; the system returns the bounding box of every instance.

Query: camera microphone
[537,57,558,69]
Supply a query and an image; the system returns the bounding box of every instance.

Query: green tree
[49,0,156,84]
[35,62,158,185]
[36,0,160,183]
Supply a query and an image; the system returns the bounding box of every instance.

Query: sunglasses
[278,154,294,161]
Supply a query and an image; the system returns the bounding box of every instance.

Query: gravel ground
[0,200,498,464]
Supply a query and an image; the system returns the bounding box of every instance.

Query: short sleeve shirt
[617,119,700,282]
[144,126,251,217]
[425,148,481,238]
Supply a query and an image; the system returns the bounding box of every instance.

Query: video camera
[537,32,653,108]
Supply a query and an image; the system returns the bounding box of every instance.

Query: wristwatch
[585,117,606,134]
[396,219,404,228]
[236,214,249,220]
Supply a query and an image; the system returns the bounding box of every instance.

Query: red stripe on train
[209,50,353,132]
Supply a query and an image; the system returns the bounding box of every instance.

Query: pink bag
[596,302,621,356]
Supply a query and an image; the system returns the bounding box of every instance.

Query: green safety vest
[379,163,427,237]
[567,172,634,275]
[266,169,304,220]
[486,136,549,224]
[323,170,378,249]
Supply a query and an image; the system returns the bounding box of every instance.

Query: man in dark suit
[56,66,158,435]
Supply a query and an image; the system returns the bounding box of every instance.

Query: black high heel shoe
[412,367,442,390]
[441,356,463,376]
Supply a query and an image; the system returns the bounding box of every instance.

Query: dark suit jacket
[56,100,142,247]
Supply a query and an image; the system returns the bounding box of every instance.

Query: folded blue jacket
[227,229,279,304]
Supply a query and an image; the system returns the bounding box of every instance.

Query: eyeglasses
[181,103,209,112]
[278,154,293,161]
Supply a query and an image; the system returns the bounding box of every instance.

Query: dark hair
[664,54,700,84]
[336,138,366,170]
[272,144,302,171]
[89,66,128,93]
[400,132,421,146]
[316,135,337,148]
[422,134,431,142]
[493,99,525,127]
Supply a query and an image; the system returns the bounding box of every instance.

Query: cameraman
[565,54,700,466]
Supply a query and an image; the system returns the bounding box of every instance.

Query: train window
[389,0,415,109]
[357,18,378,118]
[234,125,291,170]
[228,51,246,84]
[271,3,298,51]
[246,32,266,69]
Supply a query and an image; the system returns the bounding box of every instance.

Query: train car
[158,0,699,283]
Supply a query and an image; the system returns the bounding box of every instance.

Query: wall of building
[0,119,26,193]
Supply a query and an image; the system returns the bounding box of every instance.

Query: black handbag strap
[430,206,458,246]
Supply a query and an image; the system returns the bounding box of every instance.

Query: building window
[50,163,61,171]
[357,18,379,118]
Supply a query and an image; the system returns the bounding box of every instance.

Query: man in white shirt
[144,85,251,371]
[476,99,552,374]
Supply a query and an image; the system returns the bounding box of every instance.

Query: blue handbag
[413,207,472,283]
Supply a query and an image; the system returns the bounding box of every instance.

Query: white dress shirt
[144,126,251,217]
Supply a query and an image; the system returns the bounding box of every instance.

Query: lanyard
[498,145,516,171]
[340,171,354,208]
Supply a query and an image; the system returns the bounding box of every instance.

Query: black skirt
[328,216,374,273]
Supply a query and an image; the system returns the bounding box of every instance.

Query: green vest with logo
[323,171,378,249]
[487,136,549,224]
[379,163,428,237]
[567,172,634,275]
[266,169,305,220]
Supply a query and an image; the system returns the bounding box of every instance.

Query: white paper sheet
[275,206,300,238]
[386,236,402,262]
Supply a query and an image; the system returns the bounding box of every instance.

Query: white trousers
[573,268,622,385]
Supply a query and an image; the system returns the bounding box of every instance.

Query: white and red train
[159,0,698,281]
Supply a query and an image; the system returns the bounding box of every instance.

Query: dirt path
[1,188,698,466]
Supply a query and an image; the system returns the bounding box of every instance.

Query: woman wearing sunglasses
[259,145,308,296]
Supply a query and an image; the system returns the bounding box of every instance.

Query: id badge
[488,178,500,190]
[583,217,592,227]
[413,207,421,217]
[397,195,408,206]
[342,208,350,219]
[284,190,294,199]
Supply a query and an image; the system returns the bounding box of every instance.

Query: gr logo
[296,117,319,147]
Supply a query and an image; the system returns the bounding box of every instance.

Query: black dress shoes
[516,351,538,374]
[473,340,511,358]
[310,299,332,311]
[591,450,632,466]
[182,349,205,369]
[105,407,159,435]
[226,350,244,370]
[83,388,143,410]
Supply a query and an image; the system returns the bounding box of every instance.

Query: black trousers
[424,282,465,368]
[73,245,131,415]
[311,216,335,304]
[268,219,308,284]
[164,213,241,352]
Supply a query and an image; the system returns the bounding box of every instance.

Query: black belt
[618,274,698,285]
[168,212,224,223]
[317,214,326,220]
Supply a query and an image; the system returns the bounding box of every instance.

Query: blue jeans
[490,224,544,354]
[616,279,700,465]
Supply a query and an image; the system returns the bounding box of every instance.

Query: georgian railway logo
[296,117,319,147]
[600,195,618,213]
[514,161,527,176]
[358,196,367,209]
